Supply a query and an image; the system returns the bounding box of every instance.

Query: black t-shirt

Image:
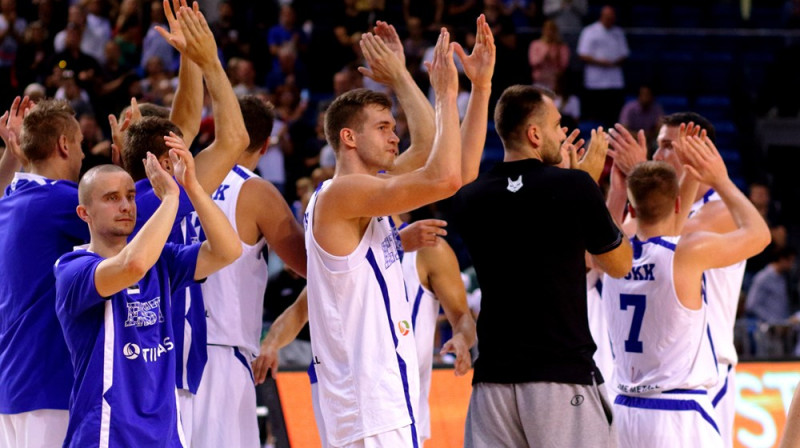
[450,158,623,385]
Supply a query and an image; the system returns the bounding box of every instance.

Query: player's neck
[237,151,260,172]
[30,160,74,183]
[88,235,127,259]
[635,220,679,241]
[693,182,712,202]
[503,146,542,163]
[334,156,375,177]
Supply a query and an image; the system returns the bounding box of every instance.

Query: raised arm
[320,29,462,219]
[157,0,203,145]
[0,96,32,189]
[419,241,476,376]
[676,136,771,272]
[360,24,436,175]
[164,133,242,280]
[253,288,309,384]
[161,5,249,194]
[93,154,180,297]
[453,14,495,184]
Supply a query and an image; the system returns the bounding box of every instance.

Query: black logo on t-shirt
[570,395,584,406]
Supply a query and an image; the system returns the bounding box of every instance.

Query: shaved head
[79,164,131,205]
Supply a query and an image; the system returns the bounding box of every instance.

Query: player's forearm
[460,85,491,183]
[714,179,771,248]
[605,182,628,227]
[450,312,477,349]
[263,291,309,350]
[186,183,242,263]
[422,92,462,192]
[116,195,179,278]
[170,55,203,146]
[194,62,249,194]
[0,147,21,191]
[394,71,435,168]
[675,172,699,233]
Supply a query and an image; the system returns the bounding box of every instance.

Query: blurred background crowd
[3,0,800,360]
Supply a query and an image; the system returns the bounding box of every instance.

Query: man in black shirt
[451,85,632,447]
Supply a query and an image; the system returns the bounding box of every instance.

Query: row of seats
[589,4,789,29]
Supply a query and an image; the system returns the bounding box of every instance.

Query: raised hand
[673,122,707,165]
[559,127,585,169]
[575,127,608,182]
[399,219,448,252]
[358,32,407,87]
[607,123,647,176]
[441,333,472,376]
[144,151,179,200]
[164,131,198,189]
[374,21,405,67]
[161,4,217,69]
[425,29,458,97]
[0,96,32,145]
[678,135,728,188]
[452,14,496,89]
[155,0,196,53]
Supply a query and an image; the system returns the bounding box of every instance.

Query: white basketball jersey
[402,250,439,442]
[586,269,614,394]
[602,236,717,395]
[304,180,420,446]
[689,189,745,366]
[200,166,268,356]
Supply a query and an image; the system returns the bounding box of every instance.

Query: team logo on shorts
[123,343,141,360]
[398,320,411,336]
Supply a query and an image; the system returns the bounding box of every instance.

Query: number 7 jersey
[601,236,718,395]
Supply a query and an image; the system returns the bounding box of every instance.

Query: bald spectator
[577,5,629,127]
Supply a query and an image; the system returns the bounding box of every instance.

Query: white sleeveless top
[689,189,745,366]
[402,250,439,441]
[602,236,718,395]
[199,165,268,357]
[304,180,420,446]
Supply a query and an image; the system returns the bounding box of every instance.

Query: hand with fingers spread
[673,122,707,165]
[575,127,608,182]
[144,152,180,200]
[0,96,32,145]
[399,219,448,252]
[374,21,406,67]
[440,333,472,376]
[425,29,459,97]
[607,124,646,176]
[160,4,218,69]
[155,0,197,53]
[164,132,199,191]
[452,14,496,89]
[678,136,729,188]
[559,127,585,169]
[358,32,408,87]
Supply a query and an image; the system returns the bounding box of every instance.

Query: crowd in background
[2,0,800,359]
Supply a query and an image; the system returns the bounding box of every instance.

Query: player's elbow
[220,242,243,265]
[123,258,150,281]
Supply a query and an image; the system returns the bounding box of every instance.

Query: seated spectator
[746,247,797,324]
[54,3,109,65]
[528,19,569,91]
[141,0,176,72]
[23,82,46,103]
[618,85,664,142]
[267,4,307,58]
[43,22,101,95]
[54,70,93,117]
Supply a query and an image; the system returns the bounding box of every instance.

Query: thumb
[569,146,579,167]
[452,42,468,64]
[637,129,646,148]
[111,144,122,167]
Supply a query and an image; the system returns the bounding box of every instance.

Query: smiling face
[78,168,137,239]
[353,104,400,171]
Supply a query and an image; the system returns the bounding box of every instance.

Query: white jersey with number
[304,180,420,446]
[602,236,718,395]
[689,189,745,366]
[199,165,268,356]
[403,250,439,442]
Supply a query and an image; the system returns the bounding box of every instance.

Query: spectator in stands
[141,0,176,72]
[139,56,173,106]
[499,0,541,28]
[85,0,112,55]
[15,20,52,90]
[55,70,93,117]
[403,16,430,89]
[268,4,307,59]
[618,85,664,143]
[97,40,136,121]
[210,1,241,62]
[745,181,788,288]
[403,0,444,30]
[232,58,266,97]
[443,0,481,30]
[746,247,797,323]
[113,12,142,71]
[332,64,363,97]
[266,43,308,91]
[577,5,629,127]
[0,0,26,107]
[23,82,46,103]
[78,112,111,174]
[543,0,587,41]
[54,4,108,65]
[332,0,370,66]
[44,22,101,95]
[528,19,570,90]
[554,74,580,127]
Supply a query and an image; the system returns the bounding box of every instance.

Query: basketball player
[602,136,769,447]
[124,5,249,439]
[186,96,306,448]
[0,99,87,447]
[303,26,464,446]
[608,114,743,447]
[54,138,241,447]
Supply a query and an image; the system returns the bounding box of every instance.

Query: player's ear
[526,123,540,149]
[159,155,172,174]
[76,204,90,223]
[675,196,681,214]
[259,140,269,156]
[58,134,70,158]
[340,128,356,150]
[627,203,637,219]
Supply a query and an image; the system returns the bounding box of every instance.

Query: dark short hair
[124,117,182,181]
[494,85,553,150]
[627,161,679,224]
[120,102,170,120]
[20,99,78,163]
[238,95,275,152]
[661,112,716,143]
[324,88,392,152]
